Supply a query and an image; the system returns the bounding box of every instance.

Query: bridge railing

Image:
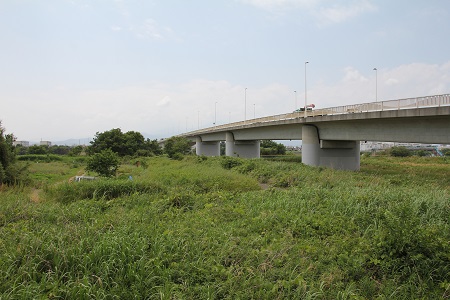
[183,94,450,136]
[309,94,450,116]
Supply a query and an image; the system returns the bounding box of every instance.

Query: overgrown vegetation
[86,149,120,178]
[1,155,449,298]
[163,136,192,159]
[260,140,286,155]
[88,128,162,157]
[0,121,28,185]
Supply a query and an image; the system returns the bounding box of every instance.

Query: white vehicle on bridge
[294,103,315,112]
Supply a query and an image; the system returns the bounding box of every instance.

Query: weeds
[0,156,448,298]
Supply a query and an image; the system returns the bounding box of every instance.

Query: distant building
[360,141,394,152]
[13,141,30,147]
[40,141,52,146]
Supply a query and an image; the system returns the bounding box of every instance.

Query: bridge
[168,94,450,170]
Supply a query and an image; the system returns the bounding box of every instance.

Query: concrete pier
[195,137,220,156]
[302,125,360,171]
[225,132,260,158]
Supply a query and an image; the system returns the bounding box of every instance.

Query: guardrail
[182,94,450,136]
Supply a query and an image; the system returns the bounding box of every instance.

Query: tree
[123,131,145,156]
[88,129,162,157]
[86,149,120,177]
[49,145,71,155]
[260,140,286,155]
[144,139,163,156]
[27,145,48,155]
[0,121,28,184]
[69,145,84,156]
[164,136,192,159]
[89,128,126,156]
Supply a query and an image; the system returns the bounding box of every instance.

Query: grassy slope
[0,156,449,299]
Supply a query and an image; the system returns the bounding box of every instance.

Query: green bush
[441,148,450,156]
[48,179,167,203]
[220,156,243,169]
[0,123,29,185]
[86,149,120,177]
[390,146,412,157]
[164,136,192,159]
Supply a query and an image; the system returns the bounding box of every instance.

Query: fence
[183,94,450,136]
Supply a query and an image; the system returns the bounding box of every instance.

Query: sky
[1,0,450,143]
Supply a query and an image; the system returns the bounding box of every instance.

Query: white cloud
[342,67,368,83]
[157,96,171,107]
[309,62,450,108]
[129,18,176,41]
[314,0,377,25]
[240,0,377,24]
[385,78,399,86]
[3,62,449,141]
[240,0,319,11]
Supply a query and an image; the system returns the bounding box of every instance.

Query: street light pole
[253,103,255,119]
[373,68,378,102]
[294,90,297,111]
[304,61,309,118]
[214,101,218,127]
[244,88,247,123]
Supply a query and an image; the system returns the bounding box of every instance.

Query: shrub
[416,150,428,157]
[220,156,243,169]
[48,179,166,203]
[0,122,29,184]
[86,149,120,177]
[164,136,192,159]
[441,148,450,156]
[390,146,412,157]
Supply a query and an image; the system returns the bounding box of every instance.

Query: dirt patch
[259,183,270,190]
[30,188,41,203]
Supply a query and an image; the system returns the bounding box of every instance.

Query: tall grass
[0,156,448,299]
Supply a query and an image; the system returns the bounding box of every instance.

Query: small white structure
[75,176,96,182]
[13,141,30,147]
[40,141,52,146]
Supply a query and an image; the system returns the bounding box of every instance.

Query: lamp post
[214,101,218,127]
[197,110,200,129]
[304,61,309,118]
[253,103,255,119]
[373,68,378,102]
[244,88,247,123]
[294,90,297,111]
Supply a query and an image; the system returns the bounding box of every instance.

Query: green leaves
[1,156,449,298]
[86,149,120,177]
[163,136,192,159]
[89,128,162,157]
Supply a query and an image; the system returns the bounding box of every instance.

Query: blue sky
[1,0,450,142]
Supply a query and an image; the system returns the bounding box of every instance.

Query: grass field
[1,155,449,299]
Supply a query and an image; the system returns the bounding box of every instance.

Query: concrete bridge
[167,94,450,170]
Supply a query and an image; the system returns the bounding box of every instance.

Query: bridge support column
[302,125,360,171]
[195,137,220,156]
[225,132,260,158]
